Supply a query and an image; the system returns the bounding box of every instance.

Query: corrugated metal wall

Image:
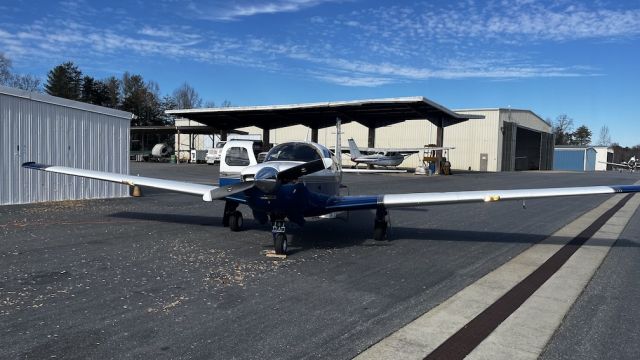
[540,132,555,170]
[1,86,131,205]
[216,108,552,172]
[440,110,501,171]
[553,149,587,171]
[239,120,438,168]
[585,148,596,171]
[593,147,611,171]
[501,121,517,171]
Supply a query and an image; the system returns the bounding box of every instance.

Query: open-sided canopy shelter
[165,97,483,148]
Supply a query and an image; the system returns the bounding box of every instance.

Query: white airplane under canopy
[345,138,454,168]
[23,141,640,255]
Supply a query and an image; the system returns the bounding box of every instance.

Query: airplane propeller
[203,159,328,201]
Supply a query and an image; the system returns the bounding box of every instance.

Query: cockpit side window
[225,147,250,166]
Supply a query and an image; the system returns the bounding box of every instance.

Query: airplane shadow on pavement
[108,210,639,255]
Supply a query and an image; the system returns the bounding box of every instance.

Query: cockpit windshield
[265,143,322,162]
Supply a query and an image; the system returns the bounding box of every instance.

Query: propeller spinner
[203,159,328,201]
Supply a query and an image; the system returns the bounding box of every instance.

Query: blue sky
[1,0,639,146]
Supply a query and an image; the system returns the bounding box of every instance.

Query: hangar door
[502,122,553,171]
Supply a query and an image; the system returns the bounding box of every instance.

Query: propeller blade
[203,181,255,201]
[277,159,327,183]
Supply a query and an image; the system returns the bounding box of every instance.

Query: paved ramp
[356,187,640,360]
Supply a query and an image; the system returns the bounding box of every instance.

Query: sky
[1,0,639,146]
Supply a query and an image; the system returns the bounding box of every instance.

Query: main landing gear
[223,201,243,232]
[373,207,388,241]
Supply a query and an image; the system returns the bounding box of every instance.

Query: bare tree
[11,74,41,91]
[0,53,11,85]
[596,125,612,146]
[173,82,202,109]
[553,114,574,145]
[0,53,41,91]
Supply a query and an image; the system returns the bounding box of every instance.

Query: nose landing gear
[272,219,288,255]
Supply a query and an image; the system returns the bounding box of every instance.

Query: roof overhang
[165,97,484,130]
[130,126,247,135]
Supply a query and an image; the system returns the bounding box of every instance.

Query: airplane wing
[342,168,407,173]
[21,162,248,202]
[325,185,640,211]
[331,146,454,154]
[363,146,454,153]
[599,161,628,167]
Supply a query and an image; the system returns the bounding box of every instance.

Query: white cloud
[316,74,395,87]
[0,0,633,87]
[139,26,174,38]
[189,0,342,21]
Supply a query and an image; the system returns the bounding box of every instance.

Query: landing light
[484,195,501,202]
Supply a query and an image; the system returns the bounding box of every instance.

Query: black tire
[229,211,243,231]
[373,220,387,241]
[274,233,288,255]
[222,214,230,227]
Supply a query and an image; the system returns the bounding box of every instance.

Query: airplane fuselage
[350,154,405,167]
[217,143,378,225]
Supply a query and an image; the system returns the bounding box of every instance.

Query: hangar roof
[165,96,484,130]
[130,126,247,135]
[0,85,132,120]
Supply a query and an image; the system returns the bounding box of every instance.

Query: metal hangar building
[1,85,132,205]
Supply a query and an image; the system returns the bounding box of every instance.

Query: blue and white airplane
[22,141,640,255]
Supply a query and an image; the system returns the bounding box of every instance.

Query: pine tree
[45,62,82,100]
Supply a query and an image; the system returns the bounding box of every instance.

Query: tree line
[551,114,596,146]
[1,53,227,127]
[0,53,41,92]
[551,114,639,162]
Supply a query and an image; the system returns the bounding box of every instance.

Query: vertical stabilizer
[348,138,362,159]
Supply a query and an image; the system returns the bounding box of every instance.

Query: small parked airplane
[23,141,640,255]
[347,138,453,168]
[601,156,639,172]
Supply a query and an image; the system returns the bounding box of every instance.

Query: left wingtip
[22,162,50,170]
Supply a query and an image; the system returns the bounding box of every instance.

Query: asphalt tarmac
[1,163,639,359]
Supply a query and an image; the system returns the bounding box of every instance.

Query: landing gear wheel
[274,233,288,255]
[223,201,239,227]
[229,211,243,231]
[373,220,387,241]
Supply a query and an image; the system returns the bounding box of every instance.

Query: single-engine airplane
[347,138,453,169]
[23,141,640,255]
[601,156,640,172]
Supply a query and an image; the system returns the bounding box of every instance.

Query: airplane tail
[348,138,362,159]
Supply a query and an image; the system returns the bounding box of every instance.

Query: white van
[219,140,265,178]
[206,141,226,165]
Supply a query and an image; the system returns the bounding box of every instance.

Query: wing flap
[22,162,219,201]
